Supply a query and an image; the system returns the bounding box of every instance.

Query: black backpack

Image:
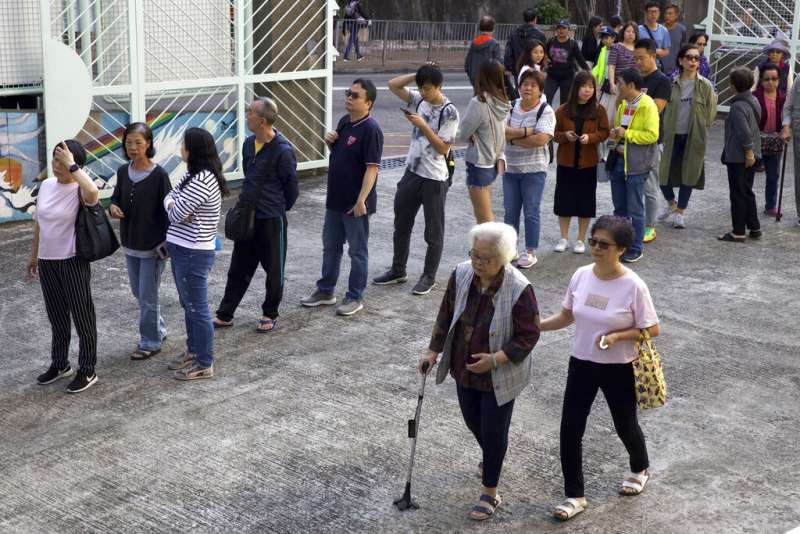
[512,98,553,163]
[416,99,457,185]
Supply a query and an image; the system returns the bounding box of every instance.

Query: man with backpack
[374,64,460,295]
[342,0,368,62]
[504,8,548,80]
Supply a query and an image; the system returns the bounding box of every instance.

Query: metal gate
[35,0,334,200]
[706,0,798,110]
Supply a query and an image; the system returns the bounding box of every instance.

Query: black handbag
[75,189,120,262]
[225,140,279,241]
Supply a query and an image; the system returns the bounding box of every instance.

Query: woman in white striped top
[163,127,229,380]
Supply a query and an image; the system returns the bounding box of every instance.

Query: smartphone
[400,108,413,115]
[155,243,169,260]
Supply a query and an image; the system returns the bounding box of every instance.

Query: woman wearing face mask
[553,71,609,254]
[109,122,172,360]
[27,140,101,394]
[163,128,229,380]
[657,44,717,230]
[540,215,660,522]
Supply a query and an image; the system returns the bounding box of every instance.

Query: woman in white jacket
[458,61,511,223]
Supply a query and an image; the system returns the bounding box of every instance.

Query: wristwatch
[68,163,80,173]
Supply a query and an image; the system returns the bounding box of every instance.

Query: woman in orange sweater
[553,71,610,254]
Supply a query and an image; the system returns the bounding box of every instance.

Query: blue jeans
[609,158,647,257]
[344,21,361,59]
[762,151,782,210]
[167,243,215,368]
[317,209,370,301]
[125,254,166,351]
[502,171,546,250]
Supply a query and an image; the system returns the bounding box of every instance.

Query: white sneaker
[517,250,538,269]
[554,239,568,253]
[658,204,677,222]
[573,240,586,254]
[673,213,686,229]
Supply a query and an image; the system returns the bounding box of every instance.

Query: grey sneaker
[412,275,436,295]
[673,213,686,229]
[174,363,214,381]
[373,270,408,285]
[301,290,336,307]
[336,298,364,316]
[167,351,195,370]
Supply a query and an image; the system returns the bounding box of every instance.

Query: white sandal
[620,470,649,496]
[553,498,587,521]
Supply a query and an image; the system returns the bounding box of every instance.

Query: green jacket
[614,93,660,175]
[659,75,717,189]
[592,46,610,88]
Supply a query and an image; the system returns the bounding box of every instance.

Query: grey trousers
[645,143,664,227]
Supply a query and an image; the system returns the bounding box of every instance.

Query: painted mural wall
[0,109,237,223]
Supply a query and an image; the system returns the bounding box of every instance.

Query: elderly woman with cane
[540,215,659,521]
[419,222,540,521]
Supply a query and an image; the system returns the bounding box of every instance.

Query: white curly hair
[468,222,518,265]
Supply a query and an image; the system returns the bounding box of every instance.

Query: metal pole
[382,20,388,68]
[426,23,433,62]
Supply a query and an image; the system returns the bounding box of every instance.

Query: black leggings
[544,72,576,107]
[457,384,515,488]
[560,356,649,498]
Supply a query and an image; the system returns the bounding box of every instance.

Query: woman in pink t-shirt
[540,215,660,521]
[27,140,100,394]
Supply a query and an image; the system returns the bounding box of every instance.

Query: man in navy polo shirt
[301,78,383,316]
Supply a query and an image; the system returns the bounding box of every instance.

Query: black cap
[556,19,571,29]
[599,25,617,38]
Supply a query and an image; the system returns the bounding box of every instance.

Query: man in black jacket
[504,8,547,79]
[214,97,299,332]
[465,16,503,87]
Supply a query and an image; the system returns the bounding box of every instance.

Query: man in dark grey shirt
[661,4,687,74]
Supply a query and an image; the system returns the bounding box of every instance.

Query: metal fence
[334,20,586,71]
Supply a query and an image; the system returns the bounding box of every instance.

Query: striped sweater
[163,170,222,250]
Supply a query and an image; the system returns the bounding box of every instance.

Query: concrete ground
[1,122,800,533]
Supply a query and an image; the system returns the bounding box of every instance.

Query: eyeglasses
[345,89,362,100]
[683,55,701,62]
[587,238,618,250]
[468,250,496,265]
[763,77,780,81]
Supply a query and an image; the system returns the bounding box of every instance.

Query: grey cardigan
[723,92,762,163]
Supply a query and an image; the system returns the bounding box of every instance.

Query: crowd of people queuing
[24,0,795,524]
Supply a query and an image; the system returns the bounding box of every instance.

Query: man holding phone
[373,63,460,295]
[301,79,384,316]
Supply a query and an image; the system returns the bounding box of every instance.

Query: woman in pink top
[27,140,100,394]
[540,215,660,521]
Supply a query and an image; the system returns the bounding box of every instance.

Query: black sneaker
[622,252,643,263]
[373,270,407,285]
[749,229,763,240]
[37,365,74,385]
[66,372,98,394]
[412,275,436,295]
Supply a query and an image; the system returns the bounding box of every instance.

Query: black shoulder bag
[225,141,280,241]
[75,188,120,262]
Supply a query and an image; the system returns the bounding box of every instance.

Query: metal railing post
[382,20,388,67]
[426,23,433,62]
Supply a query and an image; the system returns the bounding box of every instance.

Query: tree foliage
[536,0,570,24]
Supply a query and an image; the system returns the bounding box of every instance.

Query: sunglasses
[588,238,618,250]
[683,55,701,62]
[345,89,362,100]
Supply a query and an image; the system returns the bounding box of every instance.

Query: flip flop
[255,318,277,333]
[131,348,161,361]
[213,317,233,329]
[717,232,745,243]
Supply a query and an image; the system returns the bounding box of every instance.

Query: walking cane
[393,361,430,511]
[777,146,788,223]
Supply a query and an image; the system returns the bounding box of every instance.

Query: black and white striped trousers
[38,257,97,376]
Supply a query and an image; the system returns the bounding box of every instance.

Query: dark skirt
[554,165,597,217]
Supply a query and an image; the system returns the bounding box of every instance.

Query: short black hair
[523,8,537,23]
[54,139,87,167]
[591,215,635,253]
[353,78,377,108]
[122,122,155,160]
[688,32,708,45]
[479,15,495,32]
[415,64,443,88]
[610,15,623,27]
[635,38,657,55]
[759,62,781,80]
[620,69,644,89]
[644,1,661,10]
[665,3,680,14]
[730,66,755,93]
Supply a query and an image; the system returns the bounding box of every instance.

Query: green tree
[536,0,570,24]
